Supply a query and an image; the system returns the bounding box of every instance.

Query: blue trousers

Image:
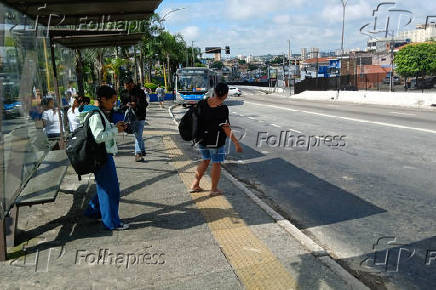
[84,155,121,230]
[134,120,146,154]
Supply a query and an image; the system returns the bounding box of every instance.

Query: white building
[397,23,436,43]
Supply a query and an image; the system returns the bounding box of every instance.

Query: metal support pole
[42,38,52,92]
[49,38,65,149]
[0,57,5,261]
[133,45,138,84]
[0,217,6,261]
[139,49,144,85]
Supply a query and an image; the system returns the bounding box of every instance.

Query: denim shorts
[199,145,226,163]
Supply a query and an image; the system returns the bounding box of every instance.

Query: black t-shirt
[122,86,148,120]
[198,99,229,148]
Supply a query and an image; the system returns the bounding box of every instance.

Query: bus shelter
[0,0,162,261]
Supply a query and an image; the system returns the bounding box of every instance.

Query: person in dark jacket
[123,78,149,162]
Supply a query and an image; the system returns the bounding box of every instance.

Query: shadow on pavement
[223,143,386,229]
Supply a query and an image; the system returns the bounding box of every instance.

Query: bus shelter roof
[49,30,146,49]
[4,0,162,26]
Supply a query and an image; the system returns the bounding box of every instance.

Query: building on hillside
[397,23,436,43]
[357,65,392,89]
[301,57,335,78]
[341,52,373,76]
[301,48,308,60]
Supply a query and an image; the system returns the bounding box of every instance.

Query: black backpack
[124,107,136,134]
[66,110,107,180]
[178,101,204,143]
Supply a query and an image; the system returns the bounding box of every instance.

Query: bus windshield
[177,70,209,92]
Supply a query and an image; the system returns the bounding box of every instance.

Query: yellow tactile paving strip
[144,130,178,136]
[163,135,296,290]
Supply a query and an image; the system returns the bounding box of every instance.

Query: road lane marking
[248,117,256,120]
[268,105,298,112]
[338,116,369,123]
[271,124,281,128]
[390,111,416,116]
[163,136,296,290]
[289,128,303,134]
[301,110,336,118]
[244,101,436,135]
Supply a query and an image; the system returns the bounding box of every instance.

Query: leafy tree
[210,61,224,70]
[270,55,286,65]
[395,42,436,80]
[248,64,259,71]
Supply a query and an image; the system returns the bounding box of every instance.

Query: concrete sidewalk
[0,104,365,289]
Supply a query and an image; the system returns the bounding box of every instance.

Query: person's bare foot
[189,185,204,193]
[209,189,224,196]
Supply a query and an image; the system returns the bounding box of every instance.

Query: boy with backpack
[76,86,129,230]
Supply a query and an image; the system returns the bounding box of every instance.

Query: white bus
[175,67,218,105]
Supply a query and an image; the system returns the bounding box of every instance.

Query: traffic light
[225,46,230,54]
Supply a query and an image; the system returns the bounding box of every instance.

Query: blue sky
[156,0,436,56]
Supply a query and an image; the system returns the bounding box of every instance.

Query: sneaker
[135,154,144,162]
[115,222,130,231]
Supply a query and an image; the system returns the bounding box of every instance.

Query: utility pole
[283,53,286,90]
[167,54,171,89]
[389,32,394,92]
[315,48,319,89]
[338,0,349,95]
[191,41,195,67]
[289,40,292,96]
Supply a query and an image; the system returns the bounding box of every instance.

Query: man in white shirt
[42,98,62,138]
[67,97,80,132]
[66,81,77,97]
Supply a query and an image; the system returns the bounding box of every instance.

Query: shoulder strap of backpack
[85,110,107,130]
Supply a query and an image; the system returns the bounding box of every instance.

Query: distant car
[409,77,435,89]
[3,101,22,119]
[383,76,400,85]
[228,87,242,97]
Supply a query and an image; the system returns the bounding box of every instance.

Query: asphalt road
[172,89,436,289]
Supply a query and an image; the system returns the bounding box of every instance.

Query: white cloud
[225,0,303,20]
[273,14,291,25]
[158,0,436,56]
[180,26,200,42]
[321,0,372,23]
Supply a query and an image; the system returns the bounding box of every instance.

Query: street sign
[205,47,221,54]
